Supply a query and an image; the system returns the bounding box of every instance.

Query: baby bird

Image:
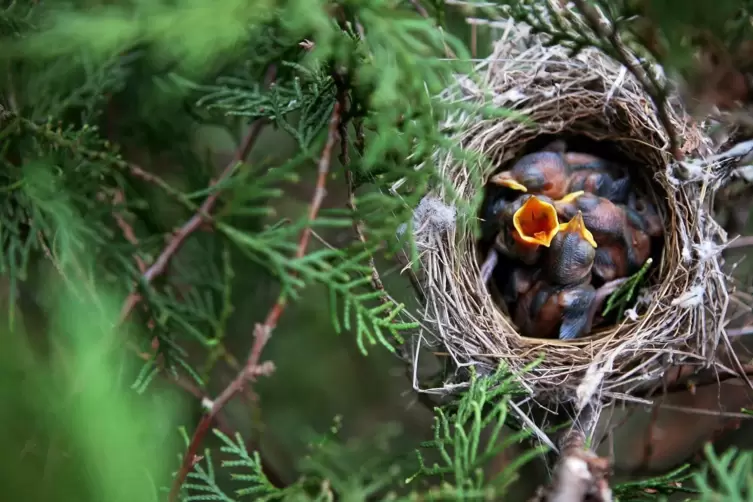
[513,212,599,340]
[564,152,632,202]
[566,169,632,204]
[553,191,626,241]
[479,194,560,284]
[627,193,663,238]
[490,152,571,199]
[490,150,631,202]
[480,190,511,242]
[493,194,561,265]
[514,281,597,340]
[543,211,598,286]
[554,191,656,282]
[501,266,538,306]
[563,151,609,169]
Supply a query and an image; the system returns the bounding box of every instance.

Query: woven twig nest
[410,24,729,407]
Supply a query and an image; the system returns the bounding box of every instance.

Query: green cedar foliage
[1,0,752,501]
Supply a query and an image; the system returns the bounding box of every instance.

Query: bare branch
[167,94,344,502]
[118,66,277,324]
[530,429,613,502]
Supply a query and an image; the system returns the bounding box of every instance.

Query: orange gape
[511,196,560,247]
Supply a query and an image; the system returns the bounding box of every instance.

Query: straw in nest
[407,24,729,411]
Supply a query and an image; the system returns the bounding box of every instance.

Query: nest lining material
[409,24,729,405]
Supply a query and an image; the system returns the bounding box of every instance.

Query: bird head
[557,211,597,248]
[511,196,560,247]
[558,190,586,204]
[490,171,528,192]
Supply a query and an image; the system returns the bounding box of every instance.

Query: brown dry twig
[725,235,753,250]
[110,190,147,273]
[529,430,613,502]
[117,66,276,325]
[117,119,265,323]
[336,83,388,301]
[125,342,287,488]
[167,95,345,502]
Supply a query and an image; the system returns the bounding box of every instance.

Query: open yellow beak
[512,196,560,247]
[490,172,528,192]
[558,211,597,248]
[558,190,585,204]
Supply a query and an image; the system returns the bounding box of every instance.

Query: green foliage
[182,429,291,501]
[2,1,753,501]
[0,188,183,501]
[693,444,753,501]
[409,365,545,500]
[179,365,539,501]
[613,464,698,501]
[602,257,652,320]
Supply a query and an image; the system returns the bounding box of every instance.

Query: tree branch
[338,86,388,302]
[167,95,344,502]
[118,66,277,324]
[530,429,613,502]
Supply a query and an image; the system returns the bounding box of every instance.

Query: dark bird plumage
[514,280,597,340]
[544,211,597,286]
[490,149,631,202]
[554,191,658,282]
[490,152,571,199]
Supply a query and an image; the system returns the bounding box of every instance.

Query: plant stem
[167,93,345,502]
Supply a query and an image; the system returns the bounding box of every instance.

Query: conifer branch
[408,0,430,19]
[118,66,277,324]
[128,343,289,490]
[338,81,388,302]
[167,92,344,502]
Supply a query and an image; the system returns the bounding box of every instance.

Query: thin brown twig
[339,98,388,302]
[110,190,148,274]
[728,326,753,337]
[725,235,753,250]
[125,342,287,488]
[409,0,429,18]
[167,96,344,502]
[118,67,276,325]
[570,0,683,161]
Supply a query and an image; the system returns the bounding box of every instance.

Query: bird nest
[408,25,729,406]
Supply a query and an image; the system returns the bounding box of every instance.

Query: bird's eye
[542,181,554,191]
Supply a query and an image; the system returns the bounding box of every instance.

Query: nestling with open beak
[543,211,598,286]
[478,194,561,283]
[511,212,598,340]
[514,280,598,340]
[494,194,561,265]
[554,191,658,282]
